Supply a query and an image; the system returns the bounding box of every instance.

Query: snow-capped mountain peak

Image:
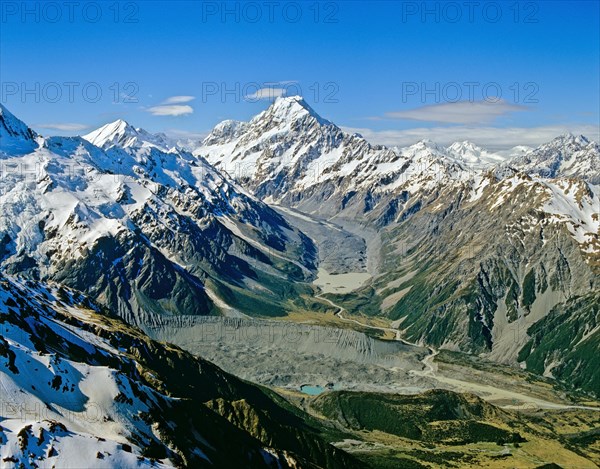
[447,140,485,156]
[83,119,175,152]
[253,95,333,127]
[414,138,446,151]
[445,140,509,169]
[82,119,140,148]
[202,119,247,146]
[553,132,589,146]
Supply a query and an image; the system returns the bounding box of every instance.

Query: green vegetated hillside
[309,389,600,468]
[313,390,523,446]
[518,293,600,397]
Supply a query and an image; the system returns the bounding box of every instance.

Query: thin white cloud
[147,104,194,116]
[144,96,196,116]
[162,95,195,104]
[36,123,90,131]
[385,100,527,124]
[341,124,600,150]
[245,87,287,101]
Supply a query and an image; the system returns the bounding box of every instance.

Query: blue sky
[1,0,598,148]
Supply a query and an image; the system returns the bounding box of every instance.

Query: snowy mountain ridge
[508,133,600,184]
[194,97,598,251]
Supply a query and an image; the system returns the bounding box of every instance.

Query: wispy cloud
[244,81,300,100]
[162,95,195,104]
[245,87,287,100]
[384,100,527,124]
[341,124,600,150]
[146,96,195,116]
[147,104,194,116]
[36,123,90,131]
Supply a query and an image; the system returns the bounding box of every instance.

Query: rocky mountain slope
[369,171,598,354]
[0,104,317,326]
[0,274,361,468]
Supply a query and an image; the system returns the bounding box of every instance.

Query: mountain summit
[265,95,332,125]
[0,104,316,325]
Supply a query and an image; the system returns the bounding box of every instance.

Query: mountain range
[3,98,599,379]
[1,97,599,466]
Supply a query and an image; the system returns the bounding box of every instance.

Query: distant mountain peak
[408,139,446,154]
[447,140,484,152]
[549,133,590,147]
[82,119,139,148]
[509,133,599,183]
[83,119,175,152]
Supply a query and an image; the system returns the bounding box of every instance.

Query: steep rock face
[0,107,317,325]
[0,274,360,468]
[0,103,39,155]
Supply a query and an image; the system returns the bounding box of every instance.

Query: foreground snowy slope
[0,104,317,324]
[0,274,359,468]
